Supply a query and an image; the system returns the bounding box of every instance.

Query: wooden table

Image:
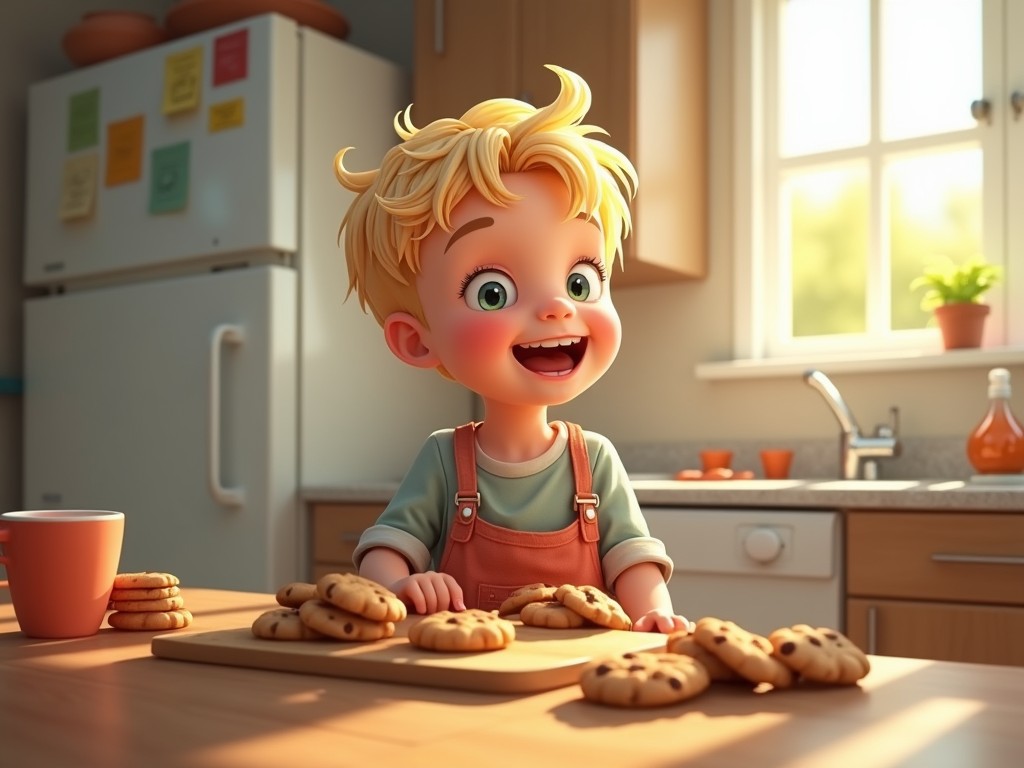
[2,589,1022,767]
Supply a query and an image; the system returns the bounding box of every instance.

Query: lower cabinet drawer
[846,512,1024,605]
[309,502,386,581]
[846,597,1024,667]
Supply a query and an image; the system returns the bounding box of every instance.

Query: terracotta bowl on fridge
[62,11,168,67]
[165,0,350,40]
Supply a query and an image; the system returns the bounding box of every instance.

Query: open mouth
[512,336,587,376]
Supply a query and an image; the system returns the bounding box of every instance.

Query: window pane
[890,149,983,330]
[788,167,869,336]
[780,0,869,156]
[881,0,981,141]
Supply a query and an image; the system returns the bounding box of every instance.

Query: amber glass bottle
[967,368,1024,474]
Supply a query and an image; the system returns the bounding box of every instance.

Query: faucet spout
[803,369,860,436]
[803,369,901,480]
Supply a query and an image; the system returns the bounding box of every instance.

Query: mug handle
[0,528,9,589]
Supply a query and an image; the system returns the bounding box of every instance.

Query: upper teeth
[520,337,581,349]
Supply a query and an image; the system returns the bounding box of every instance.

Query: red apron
[437,421,606,611]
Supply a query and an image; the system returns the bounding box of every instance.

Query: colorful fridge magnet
[149,141,190,214]
[213,28,248,86]
[105,115,144,187]
[162,47,203,115]
[208,98,245,133]
[67,88,100,152]
[59,153,99,221]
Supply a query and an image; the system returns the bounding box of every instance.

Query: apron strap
[451,422,480,543]
[566,422,600,543]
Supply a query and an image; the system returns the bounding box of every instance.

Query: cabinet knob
[743,527,784,563]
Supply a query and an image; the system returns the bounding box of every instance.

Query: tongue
[518,348,574,373]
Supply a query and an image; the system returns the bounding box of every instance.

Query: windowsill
[695,346,1024,381]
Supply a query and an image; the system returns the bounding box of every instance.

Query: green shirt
[352,422,673,588]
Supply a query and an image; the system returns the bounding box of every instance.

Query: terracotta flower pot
[934,302,990,350]
[62,11,167,67]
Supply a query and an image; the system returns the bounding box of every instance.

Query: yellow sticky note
[208,97,245,133]
[163,47,203,115]
[105,115,144,187]
[60,153,99,221]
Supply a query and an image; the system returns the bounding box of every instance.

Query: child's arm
[359,547,466,614]
[613,561,693,634]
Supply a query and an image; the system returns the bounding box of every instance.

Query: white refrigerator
[22,14,469,591]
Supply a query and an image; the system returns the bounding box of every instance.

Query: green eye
[567,262,604,303]
[463,270,517,311]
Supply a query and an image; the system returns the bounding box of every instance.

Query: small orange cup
[700,449,733,472]
[0,510,124,638]
[760,449,794,479]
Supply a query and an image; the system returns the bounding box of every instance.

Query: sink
[627,475,967,492]
[628,474,807,490]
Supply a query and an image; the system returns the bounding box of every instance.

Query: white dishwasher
[643,508,842,636]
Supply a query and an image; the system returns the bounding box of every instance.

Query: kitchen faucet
[803,369,901,480]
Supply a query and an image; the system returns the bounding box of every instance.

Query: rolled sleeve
[601,536,674,588]
[352,524,432,574]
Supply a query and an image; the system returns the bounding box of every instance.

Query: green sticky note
[68,89,100,152]
[149,142,190,214]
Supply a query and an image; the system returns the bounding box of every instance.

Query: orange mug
[699,449,733,472]
[0,510,124,638]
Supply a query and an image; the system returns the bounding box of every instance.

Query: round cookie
[276,582,318,608]
[113,572,180,589]
[768,624,871,684]
[109,585,181,601]
[497,583,558,616]
[520,601,586,629]
[555,585,632,631]
[252,608,325,641]
[108,595,185,613]
[408,609,516,652]
[580,651,711,707]
[298,599,395,642]
[692,617,793,689]
[665,630,741,682]
[107,609,193,631]
[317,573,406,623]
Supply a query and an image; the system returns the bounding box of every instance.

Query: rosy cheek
[450,314,513,359]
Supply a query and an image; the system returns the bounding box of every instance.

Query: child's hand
[631,610,694,635]
[391,571,466,615]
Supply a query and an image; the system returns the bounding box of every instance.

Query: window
[733,0,1023,363]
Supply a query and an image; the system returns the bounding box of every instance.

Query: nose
[538,296,576,321]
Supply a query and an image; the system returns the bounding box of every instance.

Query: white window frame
[716,0,1024,378]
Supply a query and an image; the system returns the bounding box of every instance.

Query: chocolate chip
[810,637,822,647]
[668,677,683,690]
[596,664,611,676]
[714,635,727,644]
[780,641,796,655]
[344,622,354,634]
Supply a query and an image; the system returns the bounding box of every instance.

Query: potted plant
[910,258,1001,349]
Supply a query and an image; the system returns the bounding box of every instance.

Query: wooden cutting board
[151,618,665,694]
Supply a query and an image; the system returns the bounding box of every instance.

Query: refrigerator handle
[209,324,245,508]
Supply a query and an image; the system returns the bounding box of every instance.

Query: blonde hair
[334,65,638,327]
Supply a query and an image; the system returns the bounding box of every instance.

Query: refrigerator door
[24,15,300,287]
[24,266,298,592]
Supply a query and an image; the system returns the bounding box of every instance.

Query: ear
[383,312,440,370]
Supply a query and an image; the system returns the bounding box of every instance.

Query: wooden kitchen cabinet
[413,0,708,287]
[845,510,1024,666]
[308,502,385,581]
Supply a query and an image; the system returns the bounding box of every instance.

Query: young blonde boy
[335,65,689,633]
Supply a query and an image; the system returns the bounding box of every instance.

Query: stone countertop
[303,477,1024,512]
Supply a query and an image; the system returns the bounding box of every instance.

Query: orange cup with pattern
[0,510,124,638]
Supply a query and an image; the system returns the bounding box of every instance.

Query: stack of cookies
[107,571,193,631]
[579,616,871,708]
[251,573,406,642]
[498,583,632,631]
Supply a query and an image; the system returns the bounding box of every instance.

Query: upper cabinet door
[412,0,521,125]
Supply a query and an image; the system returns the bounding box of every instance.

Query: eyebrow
[444,217,494,253]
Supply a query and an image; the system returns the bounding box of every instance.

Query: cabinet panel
[309,502,385,579]
[412,0,520,124]
[846,512,1024,605]
[847,598,1024,667]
